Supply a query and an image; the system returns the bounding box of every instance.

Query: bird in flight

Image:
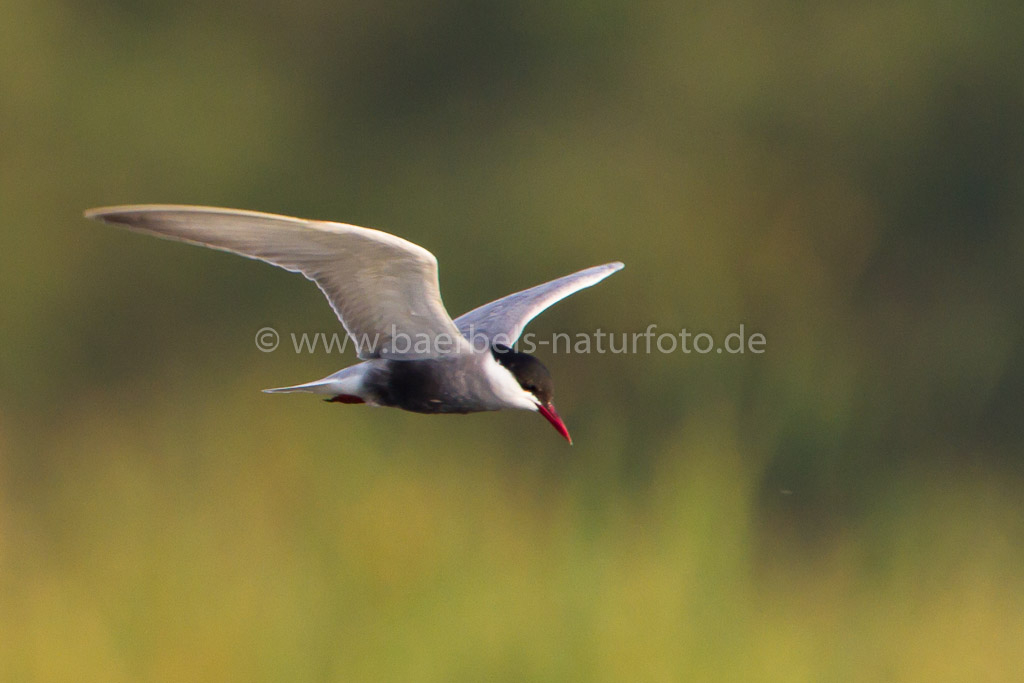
[85,205,623,443]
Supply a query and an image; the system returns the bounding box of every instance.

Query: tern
[84,205,623,443]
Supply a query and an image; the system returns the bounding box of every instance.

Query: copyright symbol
[255,326,280,352]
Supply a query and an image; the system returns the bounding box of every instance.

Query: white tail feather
[262,363,372,397]
[262,380,338,394]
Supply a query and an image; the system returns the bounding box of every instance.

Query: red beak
[537,402,572,444]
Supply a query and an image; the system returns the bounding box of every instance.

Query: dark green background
[2,1,1022,680]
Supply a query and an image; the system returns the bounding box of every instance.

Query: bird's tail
[262,364,370,397]
[262,379,338,394]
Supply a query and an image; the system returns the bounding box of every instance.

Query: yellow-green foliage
[1,0,1022,680]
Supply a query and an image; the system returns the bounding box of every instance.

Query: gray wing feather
[455,262,624,347]
[84,205,469,360]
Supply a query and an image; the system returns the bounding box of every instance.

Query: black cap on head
[491,344,554,404]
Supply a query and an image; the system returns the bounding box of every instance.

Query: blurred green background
[2,0,1023,680]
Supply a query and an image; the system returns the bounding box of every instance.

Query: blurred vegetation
[2,0,1023,680]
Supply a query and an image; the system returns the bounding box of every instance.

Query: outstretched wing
[455,262,624,347]
[85,205,470,360]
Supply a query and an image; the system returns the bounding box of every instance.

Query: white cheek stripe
[483,357,541,411]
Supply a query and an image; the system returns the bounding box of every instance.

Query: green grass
[3,384,1021,682]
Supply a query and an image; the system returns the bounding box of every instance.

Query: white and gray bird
[84,205,623,443]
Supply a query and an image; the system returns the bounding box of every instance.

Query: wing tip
[83,204,297,223]
[83,206,143,227]
[83,206,113,221]
[83,205,171,224]
[592,261,624,277]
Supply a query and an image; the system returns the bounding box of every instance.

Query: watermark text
[255,324,766,356]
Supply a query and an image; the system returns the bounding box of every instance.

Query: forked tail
[262,363,371,400]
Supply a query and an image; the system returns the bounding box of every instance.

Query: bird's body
[294,352,534,414]
[84,205,623,442]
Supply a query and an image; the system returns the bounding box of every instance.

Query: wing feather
[455,262,624,347]
[85,205,469,359]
